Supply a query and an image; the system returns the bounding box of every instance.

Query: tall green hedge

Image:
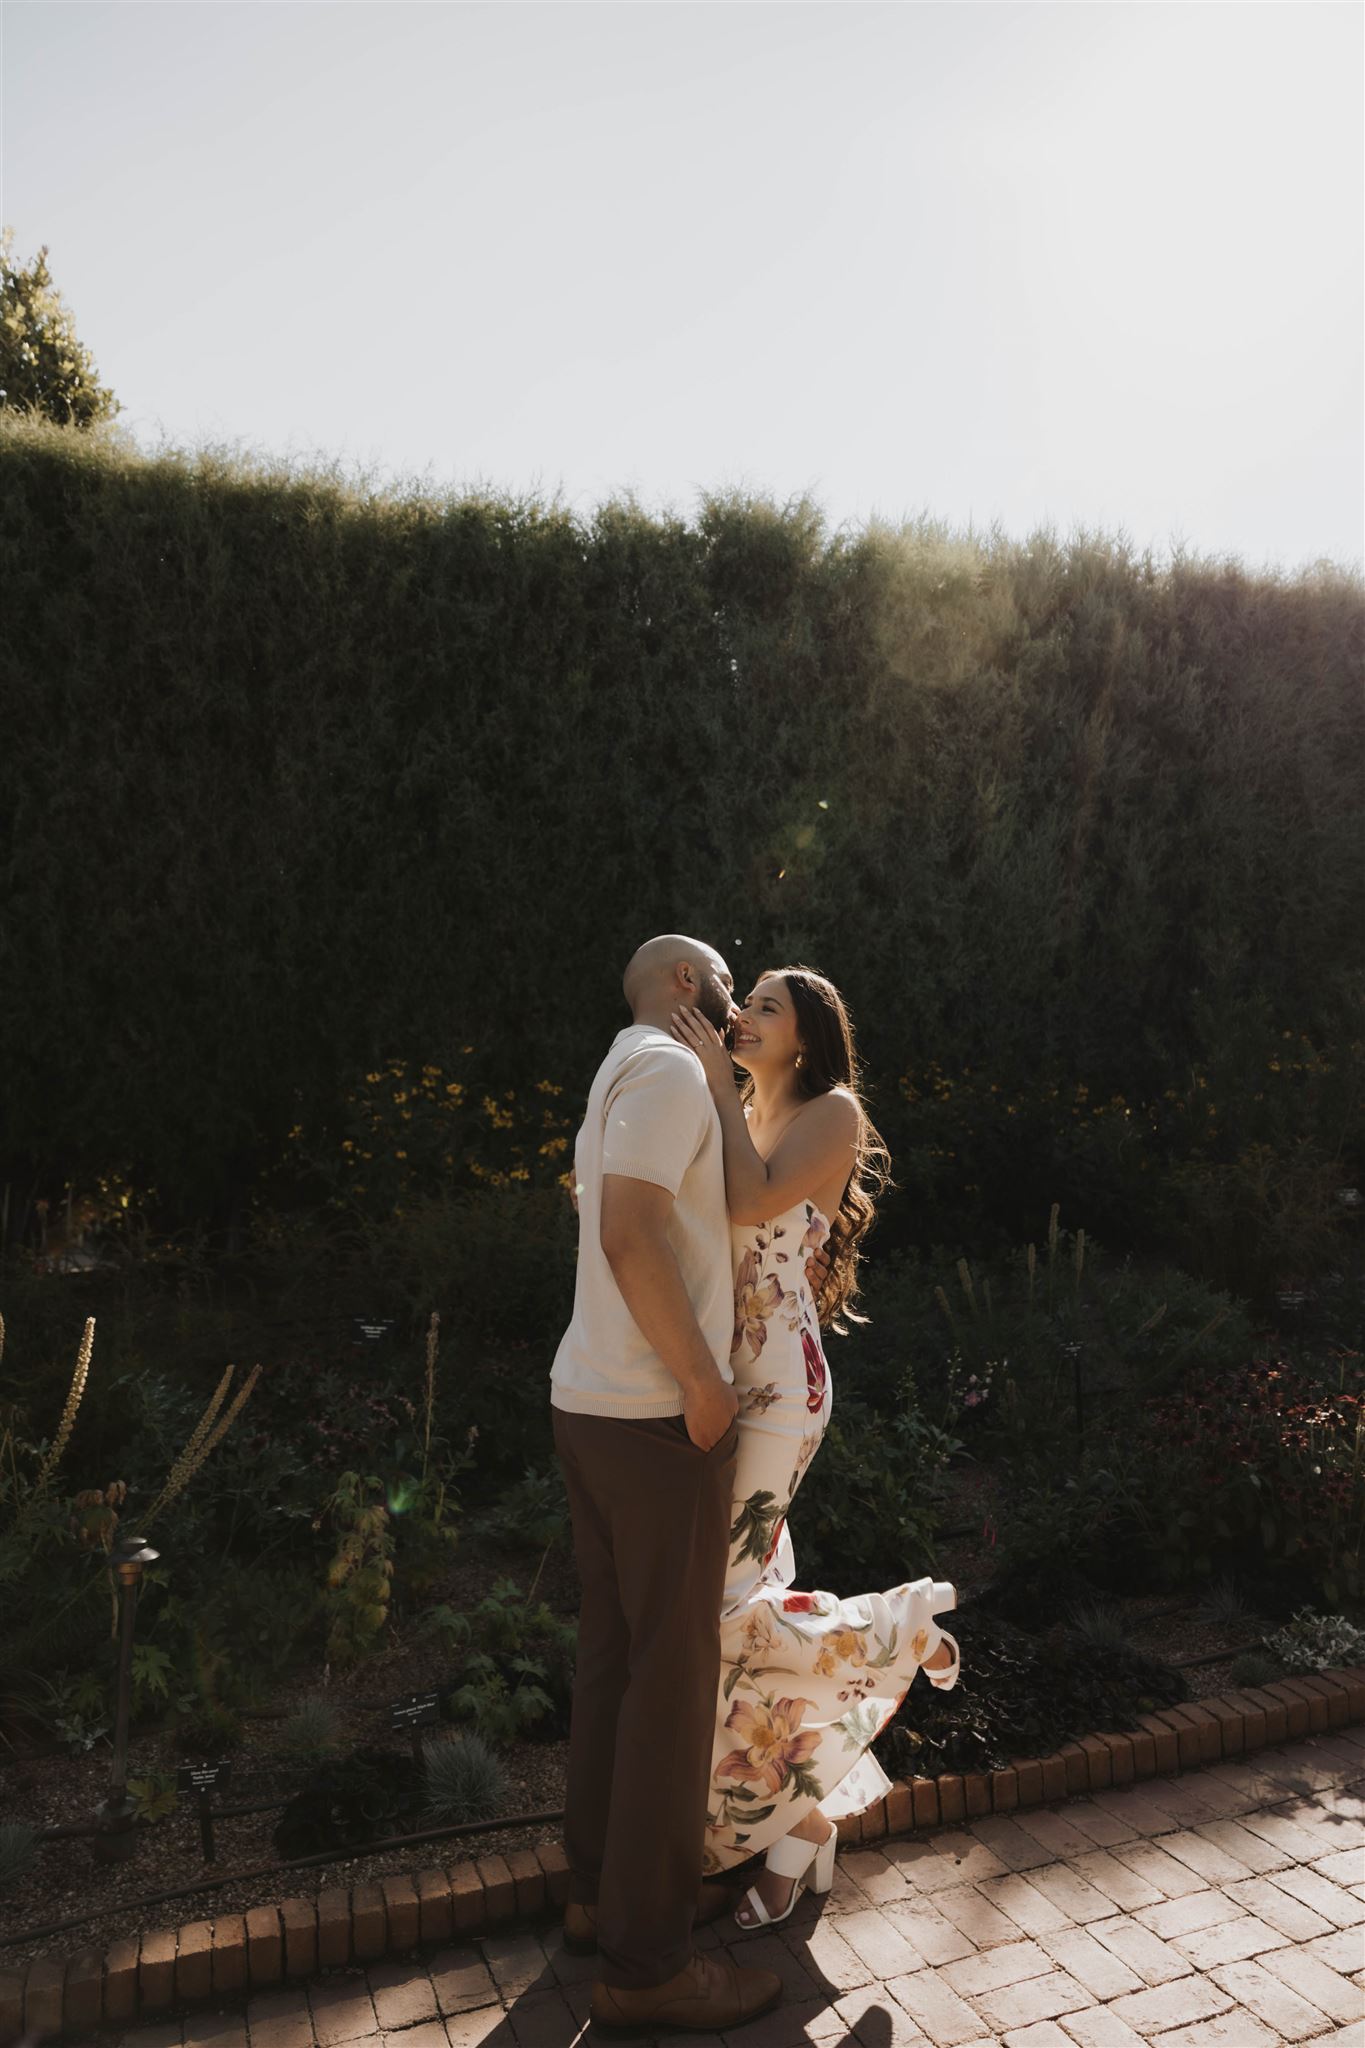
[2,417,1362,1231]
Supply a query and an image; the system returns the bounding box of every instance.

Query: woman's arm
[670,1006,859,1225]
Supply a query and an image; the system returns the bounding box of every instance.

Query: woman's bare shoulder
[803,1087,860,1131]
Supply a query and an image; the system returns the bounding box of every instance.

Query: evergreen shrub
[2,416,1361,1277]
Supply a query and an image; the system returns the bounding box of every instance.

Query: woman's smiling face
[732,974,801,1072]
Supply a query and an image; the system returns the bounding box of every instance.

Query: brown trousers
[552,1406,738,1989]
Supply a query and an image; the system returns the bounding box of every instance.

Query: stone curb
[3,1663,1362,2045]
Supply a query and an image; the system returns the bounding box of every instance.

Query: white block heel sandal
[736,1825,838,1929]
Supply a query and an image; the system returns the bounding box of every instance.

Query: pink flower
[802,1329,828,1413]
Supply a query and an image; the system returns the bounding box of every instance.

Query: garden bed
[3,1661,1362,2046]
[3,1228,1361,2000]
[0,1529,1327,1978]
[0,1536,579,1972]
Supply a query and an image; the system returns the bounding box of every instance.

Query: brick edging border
[4,1664,1363,2043]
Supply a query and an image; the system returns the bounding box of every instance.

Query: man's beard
[696,984,733,1037]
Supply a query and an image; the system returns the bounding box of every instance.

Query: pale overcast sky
[4,2,1362,571]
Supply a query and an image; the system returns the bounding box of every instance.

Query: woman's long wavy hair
[739,965,891,1331]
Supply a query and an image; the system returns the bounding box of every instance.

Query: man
[550,934,782,2033]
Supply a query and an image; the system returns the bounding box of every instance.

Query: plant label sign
[177,1762,232,1795]
[392,1690,439,1763]
[177,1762,231,1863]
[390,1691,439,1731]
[353,1317,397,1345]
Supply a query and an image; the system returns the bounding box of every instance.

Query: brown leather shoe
[591,1951,782,2035]
[562,1883,734,1956]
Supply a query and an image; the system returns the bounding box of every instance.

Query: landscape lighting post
[93,1531,159,1861]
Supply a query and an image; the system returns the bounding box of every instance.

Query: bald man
[550,936,783,2032]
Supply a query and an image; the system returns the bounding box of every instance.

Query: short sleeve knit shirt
[550,1024,734,1417]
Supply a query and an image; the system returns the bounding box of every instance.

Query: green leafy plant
[45,1667,111,1754]
[131,1642,174,1715]
[875,1608,1189,1780]
[1194,1577,1256,1632]
[1133,1351,1364,1602]
[1065,1600,1134,1654]
[797,1394,955,1592]
[324,1472,395,1666]
[425,1577,576,1743]
[989,1446,1151,1615]
[1098,1263,1253,1392]
[127,1771,178,1822]
[273,1748,422,1859]
[466,1465,569,1553]
[279,1695,345,1763]
[444,1655,557,1746]
[171,1630,244,1754]
[423,1731,506,1822]
[1228,1649,1281,1687]
[192,1564,324,1692]
[1264,1607,1365,1674]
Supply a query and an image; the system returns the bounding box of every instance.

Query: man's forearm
[604,1234,729,1395]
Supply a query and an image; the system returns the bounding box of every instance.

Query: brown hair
[741,965,891,1330]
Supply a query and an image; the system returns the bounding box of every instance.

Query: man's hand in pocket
[683,1377,739,1451]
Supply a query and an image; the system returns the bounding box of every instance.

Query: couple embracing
[550,935,961,2034]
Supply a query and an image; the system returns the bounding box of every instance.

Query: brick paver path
[112,1730,1364,2048]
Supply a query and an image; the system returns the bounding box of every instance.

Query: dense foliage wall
[2,417,1362,1250]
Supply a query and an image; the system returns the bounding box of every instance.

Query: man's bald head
[622,934,735,1031]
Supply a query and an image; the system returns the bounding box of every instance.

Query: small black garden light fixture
[92,1531,159,1862]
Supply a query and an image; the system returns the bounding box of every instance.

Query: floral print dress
[702,1199,961,1875]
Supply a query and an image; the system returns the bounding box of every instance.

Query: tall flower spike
[37,1316,95,1489]
[423,1311,440,1479]
[145,1364,234,1525]
[144,1364,259,1528]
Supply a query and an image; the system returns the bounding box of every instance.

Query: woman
[671,966,960,1931]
